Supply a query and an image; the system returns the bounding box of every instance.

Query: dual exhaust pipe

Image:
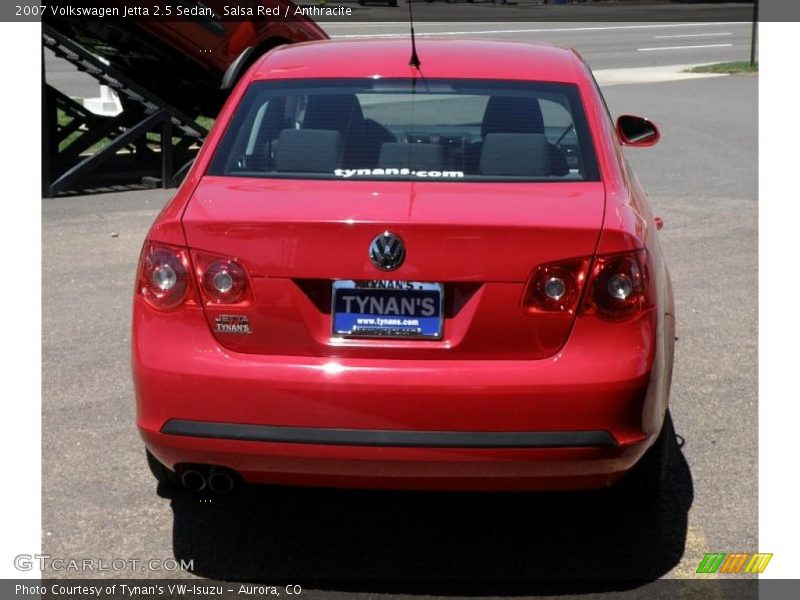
[180,466,236,493]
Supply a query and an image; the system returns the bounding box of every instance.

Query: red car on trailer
[44,0,328,116]
[133,39,676,498]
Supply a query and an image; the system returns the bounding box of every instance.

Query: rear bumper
[140,426,641,491]
[161,420,617,448]
[134,301,672,491]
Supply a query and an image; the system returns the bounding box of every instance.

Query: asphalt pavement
[41,20,757,597]
[603,75,758,580]
[327,20,755,68]
[45,19,756,99]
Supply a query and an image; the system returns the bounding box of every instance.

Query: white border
[0,22,42,579]
[0,15,797,585]
[760,22,800,579]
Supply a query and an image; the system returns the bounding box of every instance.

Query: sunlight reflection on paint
[321,361,346,376]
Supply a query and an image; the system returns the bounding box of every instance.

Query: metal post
[42,44,52,197]
[750,0,759,67]
[161,116,173,189]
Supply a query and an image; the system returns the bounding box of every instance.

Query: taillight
[136,242,194,310]
[522,250,651,321]
[586,250,651,320]
[522,258,591,315]
[192,251,252,305]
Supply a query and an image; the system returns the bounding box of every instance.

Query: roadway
[45,20,755,98]
[326,20,754,68]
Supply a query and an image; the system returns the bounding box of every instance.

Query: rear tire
[622,412,673,502]
[146,449,179,487]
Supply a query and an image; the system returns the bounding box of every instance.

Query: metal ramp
[42,24,208,197]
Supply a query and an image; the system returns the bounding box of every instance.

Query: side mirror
[616,115,660,147]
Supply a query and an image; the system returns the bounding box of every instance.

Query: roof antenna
[408,0,421,69]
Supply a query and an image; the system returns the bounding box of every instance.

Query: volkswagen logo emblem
[369,231,405,271]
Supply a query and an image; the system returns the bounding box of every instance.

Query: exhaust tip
[207,470,235,494]
[180,468,207,492]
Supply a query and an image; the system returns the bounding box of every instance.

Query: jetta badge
[214,314,251,334]
[369,231,405,271]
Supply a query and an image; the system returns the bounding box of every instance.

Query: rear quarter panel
[574,56,675,439]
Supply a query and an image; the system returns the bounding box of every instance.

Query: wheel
[146,449,179,487]
[389,0,398,5]
[622,412,673,501]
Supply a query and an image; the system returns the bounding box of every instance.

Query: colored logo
[696,552,772,574]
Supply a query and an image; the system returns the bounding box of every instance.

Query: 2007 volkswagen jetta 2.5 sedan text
[133,39,676,499]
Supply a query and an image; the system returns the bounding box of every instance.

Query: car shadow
[163,426,693,595]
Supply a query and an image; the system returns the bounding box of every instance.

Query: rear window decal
[334,168,465,179]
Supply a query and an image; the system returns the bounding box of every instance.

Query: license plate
[332,280,443,340]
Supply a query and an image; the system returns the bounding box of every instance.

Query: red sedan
[133,40,676,498]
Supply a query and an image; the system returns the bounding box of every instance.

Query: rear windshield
[208,79,600,182]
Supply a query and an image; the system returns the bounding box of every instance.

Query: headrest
[481,96,545,139]
[274,129,342,173]
[479,133,552,177]
[302,94,364,133]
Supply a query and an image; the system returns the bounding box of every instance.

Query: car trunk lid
[181,176,605,359]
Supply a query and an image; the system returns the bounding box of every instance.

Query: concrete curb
[594,63,730,87]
